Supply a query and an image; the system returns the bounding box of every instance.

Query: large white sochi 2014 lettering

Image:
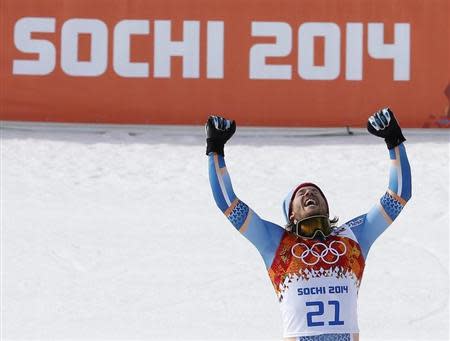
[249,22,410,81]
[367,23,410,81]
[153,20,200,78]
[250,22,292,80]
[113,20,150,78]
[12,18,410,81]
[61,19,108,76]
[12,18,224,78]
[13,17,56,75]
[298,22,341,80]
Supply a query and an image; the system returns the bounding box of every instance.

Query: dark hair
[285,216,339,232]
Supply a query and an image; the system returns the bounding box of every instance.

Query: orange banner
[1,0,449,127]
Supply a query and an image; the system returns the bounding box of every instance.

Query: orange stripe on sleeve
[378,203,393,224]
[225,198,239,216]
[238,210,253,234]
[387,189,407,206]
[392,146,401,166]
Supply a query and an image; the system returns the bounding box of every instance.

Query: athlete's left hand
[367,108,406,149]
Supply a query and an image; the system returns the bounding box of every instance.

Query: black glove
[205,115,236,156]
[367,108,406,149]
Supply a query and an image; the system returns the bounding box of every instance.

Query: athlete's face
[290,186,328,222]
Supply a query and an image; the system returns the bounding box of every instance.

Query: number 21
[306,300,344,327]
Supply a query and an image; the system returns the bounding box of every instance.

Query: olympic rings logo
[291,241,347,266]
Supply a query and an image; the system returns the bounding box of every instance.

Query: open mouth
[304,198,317,207]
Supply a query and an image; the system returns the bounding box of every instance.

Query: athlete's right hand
[205,115,236,156]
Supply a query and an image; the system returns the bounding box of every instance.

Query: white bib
[267,228,364,337]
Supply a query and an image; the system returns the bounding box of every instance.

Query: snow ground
[1,122,449,341]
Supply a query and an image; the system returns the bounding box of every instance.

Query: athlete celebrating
[206,108,411,341]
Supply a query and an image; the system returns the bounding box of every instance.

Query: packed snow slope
[1,123,449,340]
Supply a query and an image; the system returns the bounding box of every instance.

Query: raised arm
[206,116,284,268]
[349,109,412,259]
